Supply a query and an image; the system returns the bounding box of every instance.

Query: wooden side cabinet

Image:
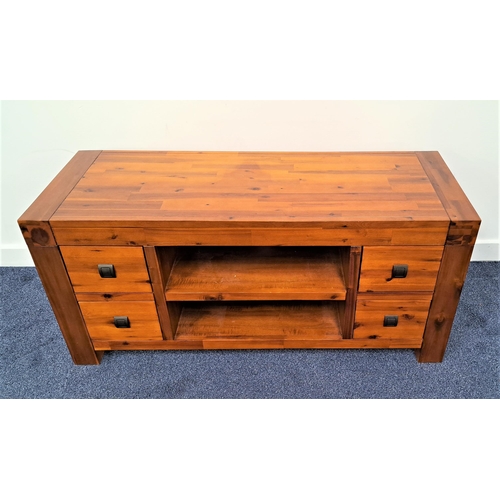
[18,151,480,365]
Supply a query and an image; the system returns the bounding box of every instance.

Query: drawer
[353,297,431,340]
[79,301,163,341]
[359,246,443,292]
[60,246,152,293]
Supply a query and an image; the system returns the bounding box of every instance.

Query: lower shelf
[175,301,343,341]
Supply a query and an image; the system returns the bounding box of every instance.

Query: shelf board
[165,247,346,301]
[175,301,342,341]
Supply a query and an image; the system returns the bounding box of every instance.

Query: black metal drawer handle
[114,316,130,328]
[98,264,116,278]
[383,315,399,327]
[392,264,408,279]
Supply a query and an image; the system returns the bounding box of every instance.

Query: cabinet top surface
[46,151,465,226]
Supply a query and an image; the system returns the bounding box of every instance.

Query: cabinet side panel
[416,152,480,362]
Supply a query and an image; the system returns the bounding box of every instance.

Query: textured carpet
[1,263,498,399]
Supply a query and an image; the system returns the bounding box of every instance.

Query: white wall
[1,100,498,265]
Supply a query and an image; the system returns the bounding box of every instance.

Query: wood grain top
[19,150,102,225]
[49,151,454,228]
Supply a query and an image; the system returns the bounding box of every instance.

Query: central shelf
[175,301,343,341]
[165,246,347,301]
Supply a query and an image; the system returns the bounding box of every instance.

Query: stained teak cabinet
[18,151,480,364]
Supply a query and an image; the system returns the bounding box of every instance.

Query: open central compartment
[156,246,354,342]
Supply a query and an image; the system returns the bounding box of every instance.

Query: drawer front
[353,297,431,340]
[61,246,152,293]
[359,246,443,292]
[79,301,163,341]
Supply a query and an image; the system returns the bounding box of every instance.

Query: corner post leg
[25,237,101,365]
[416,243,475,363]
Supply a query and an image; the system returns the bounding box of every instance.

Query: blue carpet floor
[1,263,498,398]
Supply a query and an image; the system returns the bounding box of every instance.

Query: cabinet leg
[416,244,474,363]
[28,243,101,365]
